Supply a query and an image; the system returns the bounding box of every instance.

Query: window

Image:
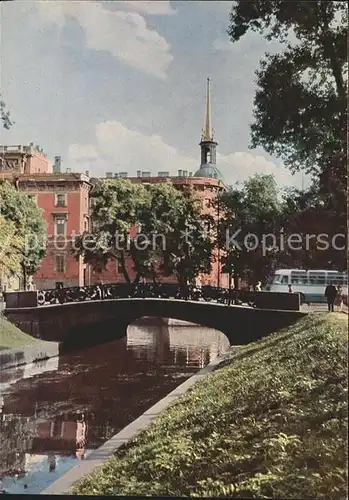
[339,273,348,285]
[281,275,289,284]
[116,259,123,273]
[273,274,282,284]
[27,194,37,204]
[84,217,89,232]
[309,272,325,285]
[56,194,66,207]
[55,255,65,273]
[291,271,308,285]
[54,215,67,236]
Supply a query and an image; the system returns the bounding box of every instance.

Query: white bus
[269,269,348,303]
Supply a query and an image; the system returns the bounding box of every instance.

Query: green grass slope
[0,315,38,349]
[73,313,348,499]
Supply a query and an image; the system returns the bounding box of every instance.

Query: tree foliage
[0,182,47,287]
[0,95,13,130]
[74,179,149,283]
[75,179,214,285]
[216,174,282,286]
[144,183,214,285]
[279,186,346,270]
[228,0,347,224]
[0,216,24,277]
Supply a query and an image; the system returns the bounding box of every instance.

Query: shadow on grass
[214,315,324,372]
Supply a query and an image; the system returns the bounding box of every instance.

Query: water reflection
[0,320,229,494]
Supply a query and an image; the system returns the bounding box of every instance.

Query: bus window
[309,272,325,285]
[291,272,307,284]
[273,274,282,283]
[326,272,339,285]
[281,276,289,284]
[334,273,348,285]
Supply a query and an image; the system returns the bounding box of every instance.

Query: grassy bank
[73,313,348,499]
[0,314,38,349]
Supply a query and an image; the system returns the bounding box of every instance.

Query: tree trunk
[21,262,27,291]
[118,251,131,284]
[228,271,233,305]
[320,3,346,101]
[233,270,240,290]
[133,272,141,284]
[228,272,232,292]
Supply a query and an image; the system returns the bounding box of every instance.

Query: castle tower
[194,78,223,181]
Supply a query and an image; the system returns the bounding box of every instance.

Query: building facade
[0,78,229,291]
[0,147,91,291]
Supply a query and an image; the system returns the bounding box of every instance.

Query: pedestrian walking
[335,285,343,312]
[255,281,262,292]
[325,283,337,312]
[288,284,293,293]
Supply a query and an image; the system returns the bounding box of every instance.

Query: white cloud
[217,152,298,187]
[114,1,176,16]
[67,120,301,188]
[34,1,173,79]
[212,39,234,52]
[68,121,197,176]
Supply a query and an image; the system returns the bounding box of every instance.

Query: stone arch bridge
[5,298,305,348]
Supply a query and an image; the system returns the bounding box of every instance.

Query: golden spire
[203,77,213,141]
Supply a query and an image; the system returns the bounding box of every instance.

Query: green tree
[0,181,47,288]
[279,186,346,270]
[74,179,214,285]
[74,179,150,284]
[0,216,24,277]
[228,1,347,227]
[0,95,13,130]
[143,183,214,286]
[217,174,282,287]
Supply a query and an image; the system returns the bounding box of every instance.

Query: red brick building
[0,79,228,291]
[0,146,91,291]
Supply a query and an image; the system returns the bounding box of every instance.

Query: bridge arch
[5,298,305,349]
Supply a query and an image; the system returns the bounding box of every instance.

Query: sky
[0,0,308,188]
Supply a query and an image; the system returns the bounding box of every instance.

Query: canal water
[0,319,230,494]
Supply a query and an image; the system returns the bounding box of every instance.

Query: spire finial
[203,77,212,141]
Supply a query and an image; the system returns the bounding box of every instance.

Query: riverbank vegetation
[73,313,347,499]
[0,315,38,349]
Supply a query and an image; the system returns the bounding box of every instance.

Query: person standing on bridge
[335,285,343,312]
[325,283,337,312]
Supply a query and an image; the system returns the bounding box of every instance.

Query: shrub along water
[73,313,348,499]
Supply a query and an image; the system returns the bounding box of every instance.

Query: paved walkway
[301,303,348,313]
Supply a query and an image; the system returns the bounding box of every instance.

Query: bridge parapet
[6,283,300,311]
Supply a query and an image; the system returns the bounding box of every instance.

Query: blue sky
[0,0,307,188]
